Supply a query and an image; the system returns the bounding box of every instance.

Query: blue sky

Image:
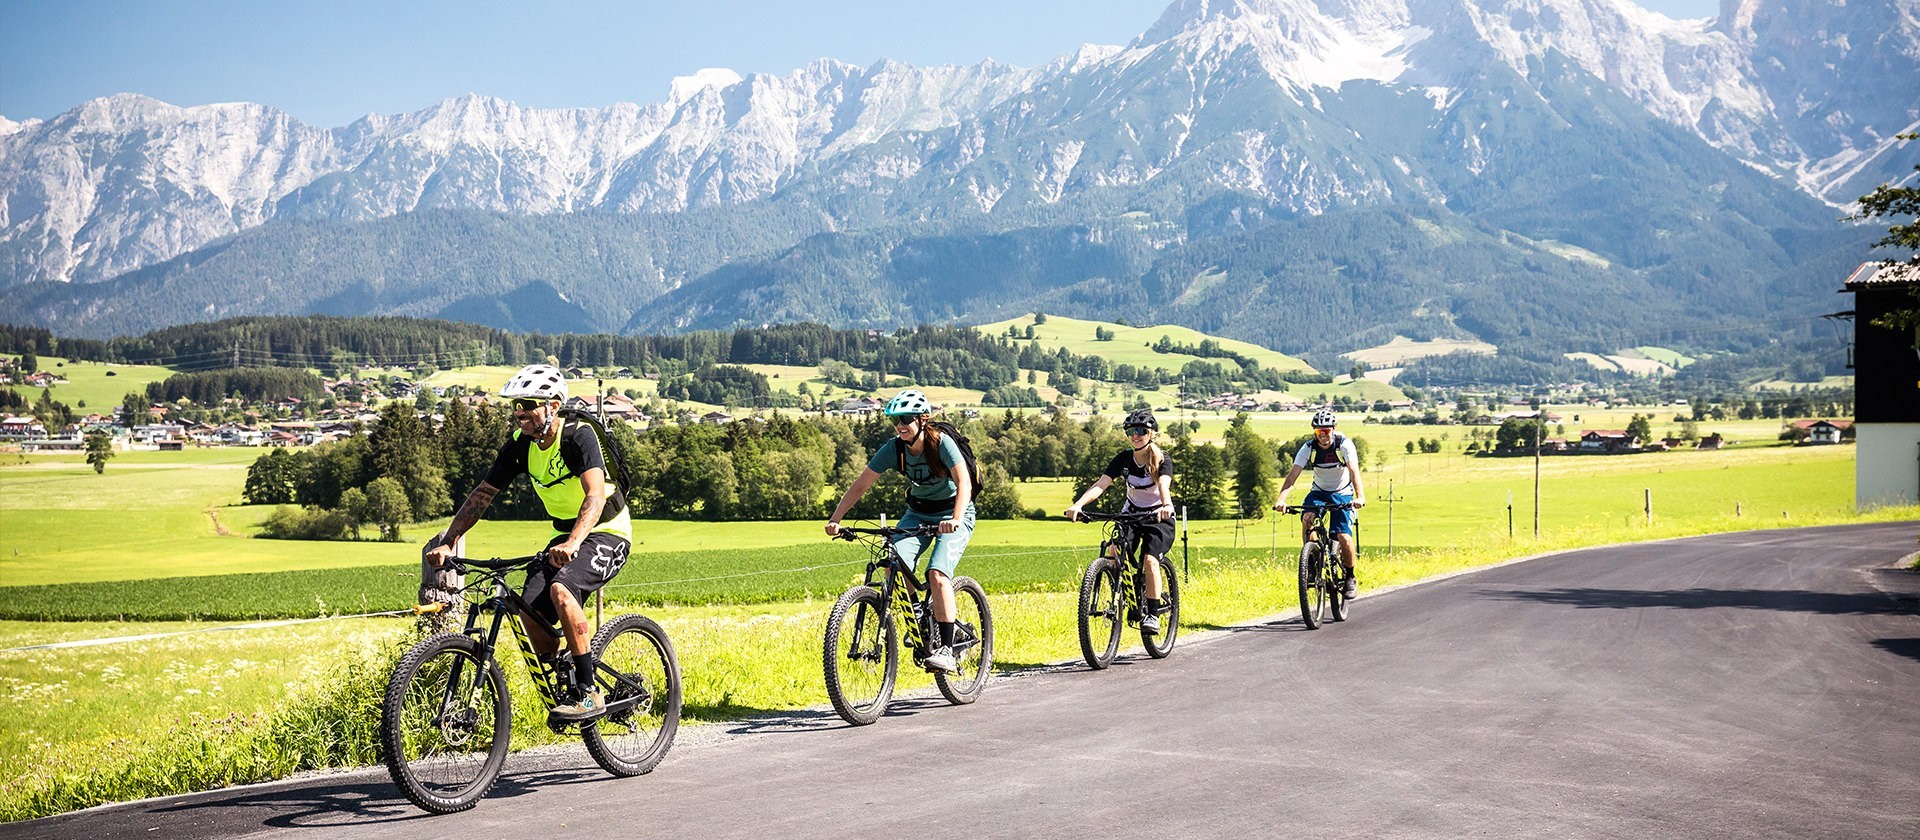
[2,0,1723,128]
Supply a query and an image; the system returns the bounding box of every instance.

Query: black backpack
[555,406,634,510]
[897,420,985,495]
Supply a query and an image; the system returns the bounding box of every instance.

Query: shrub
[256,505,357,541]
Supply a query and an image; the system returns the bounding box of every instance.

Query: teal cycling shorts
[892,504,976,578]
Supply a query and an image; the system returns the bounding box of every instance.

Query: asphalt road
[12,522,1920,839]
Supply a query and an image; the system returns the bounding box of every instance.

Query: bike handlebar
[440,553,546,573]
[1069,510,1165,523]
[1280,503,1357,515]
[831,524,942,540]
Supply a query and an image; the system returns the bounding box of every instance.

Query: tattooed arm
[426,482,500,566]
[546,468,607,567]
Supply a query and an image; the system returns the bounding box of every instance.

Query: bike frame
[428,554,643,724]
[1284,502,1355,594]
[1083,511,1163,625]
[838,524,971,663]
[1288,503,1352,556]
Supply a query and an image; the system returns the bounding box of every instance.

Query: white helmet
[1310,407,1337,428]
[501,364,568,401]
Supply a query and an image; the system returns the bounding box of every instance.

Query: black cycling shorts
[1122,511,1176,560]
[521,531,630,628]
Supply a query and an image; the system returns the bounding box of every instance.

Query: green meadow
[3,355,175,412]
[0,426,1910,820]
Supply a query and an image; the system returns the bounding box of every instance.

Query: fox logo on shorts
[587,539,629,577]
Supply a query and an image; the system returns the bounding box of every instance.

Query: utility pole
[1533,412,1542,538]
[1379,479,1405,553]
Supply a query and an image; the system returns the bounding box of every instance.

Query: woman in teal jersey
[824,388,975,674]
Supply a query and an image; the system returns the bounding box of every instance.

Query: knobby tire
[823,586,897,725]
[379,632,512,814]
[1077,557,1122,670]
[1298,541,1326,630]
[1142,554,1180,658]
[581,613,682,776]
[935,576,994,704]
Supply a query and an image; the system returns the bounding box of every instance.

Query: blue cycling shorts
[1303,489,1355,536]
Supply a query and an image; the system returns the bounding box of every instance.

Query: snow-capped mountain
[0,0,1912,343]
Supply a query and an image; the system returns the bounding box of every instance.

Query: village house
[1696,433,1725,450]
[0,416,48,439]
[837,397,885,416]
[1792,419,1852,445]
[1578,430,1640,454]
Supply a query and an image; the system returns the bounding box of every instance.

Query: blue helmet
[884,389,932,418]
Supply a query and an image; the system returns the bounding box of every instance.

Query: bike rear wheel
[1298,541,1326,630]
[1142,555,1180,658]
[823,586,897,725]
[380,632,512,814]
[936,576,994,704]
[1328,558,1350,622]
[581,613,681,777]
[1077,557,1122,670]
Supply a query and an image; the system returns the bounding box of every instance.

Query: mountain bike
[823,523,994,725]
[1283,503,1356,629]
[380,552,681,814]
[1071,510,1181,669]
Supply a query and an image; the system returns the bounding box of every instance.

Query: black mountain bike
[1072,510,1180,669]
[380,553,681,814]
[1283,503,1356,629]
[823,524,994,725]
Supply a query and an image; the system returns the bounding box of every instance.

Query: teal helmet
[884,389,932,418]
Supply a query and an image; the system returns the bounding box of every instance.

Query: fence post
[1644,488,1652,525]
[1167,506,1182,583]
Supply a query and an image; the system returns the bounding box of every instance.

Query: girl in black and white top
[1063,409,1175,635]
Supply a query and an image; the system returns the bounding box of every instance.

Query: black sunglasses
[1125,426,1150,436]
[511,397,544,412]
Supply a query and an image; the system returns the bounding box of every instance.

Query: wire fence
[0,545,1107,652]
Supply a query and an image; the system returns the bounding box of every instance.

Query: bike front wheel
[1077,557,1122,670]
[823,585,897,725]
[581,613,681,777]
[1298,541,1326,630]
[1142,555,1180,658]
[936,576,994,704]
[379,632,512,814]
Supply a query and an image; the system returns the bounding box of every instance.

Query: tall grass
[0,629,405,821]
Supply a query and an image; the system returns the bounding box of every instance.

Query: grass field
[1341,336,1496,367]
[975,313,1315,374]
[3,355,175,412]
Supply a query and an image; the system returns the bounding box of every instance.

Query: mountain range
[1,0,1914,364]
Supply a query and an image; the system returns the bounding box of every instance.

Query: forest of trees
[243,402,1291,539]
